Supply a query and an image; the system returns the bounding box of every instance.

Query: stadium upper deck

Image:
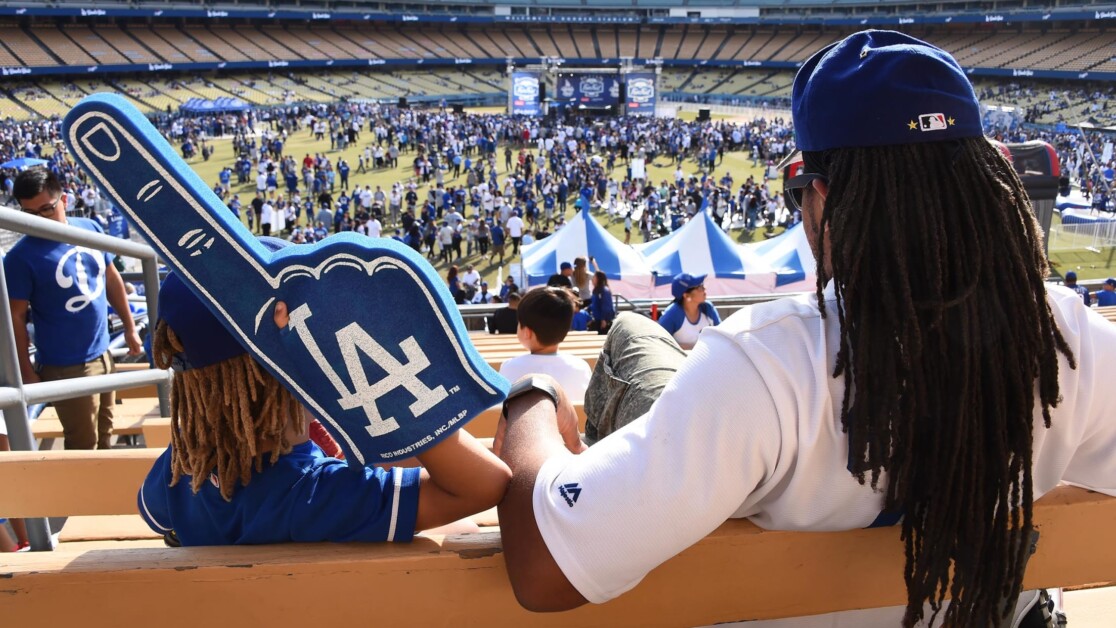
[0,20,1113,81]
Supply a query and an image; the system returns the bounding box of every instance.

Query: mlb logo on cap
[919,113,948,132]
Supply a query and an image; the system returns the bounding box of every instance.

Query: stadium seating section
[0,23,1112,123]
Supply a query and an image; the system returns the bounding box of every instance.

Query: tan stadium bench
[1097,306,1116,324]
[33,397,162,447]
[0,452,1113,628]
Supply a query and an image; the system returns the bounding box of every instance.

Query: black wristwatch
[502,376,560,419]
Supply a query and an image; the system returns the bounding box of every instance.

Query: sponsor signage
[510,71,542,116]
[625,73,656,115]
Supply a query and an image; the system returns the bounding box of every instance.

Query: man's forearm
[105,267,137,334]
[497,396,587,612]
[12,322,36,381]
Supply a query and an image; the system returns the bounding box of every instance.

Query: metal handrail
[0,208,169,552]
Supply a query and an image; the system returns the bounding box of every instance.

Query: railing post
[0,258,54,552]
[142,257,170,417]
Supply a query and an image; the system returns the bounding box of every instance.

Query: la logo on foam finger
[63,94,509,465]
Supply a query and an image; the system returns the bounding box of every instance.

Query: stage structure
[508,59,660,118]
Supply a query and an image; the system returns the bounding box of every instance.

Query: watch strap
[501,376,560,419]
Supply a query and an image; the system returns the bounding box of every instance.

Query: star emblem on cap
[908,120,918,130]
[948,117,956,126]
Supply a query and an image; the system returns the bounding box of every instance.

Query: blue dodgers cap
[158,237,289,370]
[1106,278,1116,288]
[560,261,572,271]
[1064,271,1077,281]
[672,273,707,300]
[792,30,983,152]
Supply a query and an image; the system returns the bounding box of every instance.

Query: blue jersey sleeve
[286,462,421,543]
[3,251,32,302]
[137,447,175,535]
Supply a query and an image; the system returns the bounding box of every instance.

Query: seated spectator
[547,261,574,289]
[498,287,591,403]
[570,294,591,332]
[499,276,519,302]
[1096,278,1116,306]
[137,268,510,546]
[472,281,495,304]
[1064,271,1091,306]
[658,273,722,350]
[488,291,520,335]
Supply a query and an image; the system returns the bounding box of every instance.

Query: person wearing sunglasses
[4,167,142,450]
[494,30,1115,627]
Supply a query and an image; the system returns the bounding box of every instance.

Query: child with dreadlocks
[493,30,1116,628]
[138,270,510,546]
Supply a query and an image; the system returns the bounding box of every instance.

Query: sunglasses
[783,174,828,212]
[20,196,61,217]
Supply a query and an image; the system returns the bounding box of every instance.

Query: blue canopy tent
[748,223,818,293]
[179,97,251,114]
[1,157,48,170]
[520,210,654,298]
[636,211,776,297]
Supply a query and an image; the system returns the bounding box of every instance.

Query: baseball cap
[158,237,288,370]
[792,30,983,152]
[672,273,707,300]
[1064,271,1077,282]
[560,261,572,271]
[1106,278,1116,288]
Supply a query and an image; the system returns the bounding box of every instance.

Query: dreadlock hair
[807,136,1075,627]
[152,319,303,502]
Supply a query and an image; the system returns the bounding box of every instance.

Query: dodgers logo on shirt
[63,94,509,465]
[56,246,105,313]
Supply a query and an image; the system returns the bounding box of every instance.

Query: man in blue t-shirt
[1096,278,1116,307]
[4,168,142,449]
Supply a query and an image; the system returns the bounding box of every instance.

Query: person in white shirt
[471,281,495,304]
[260,199,274,236]
[506,211,525,256]
[366,216,382,238]
[460,264,481,291]
[493,30,1116,628]
[498,287,592,404]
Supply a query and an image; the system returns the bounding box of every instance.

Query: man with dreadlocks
[138,262,511,546]
[492,30,1116,627]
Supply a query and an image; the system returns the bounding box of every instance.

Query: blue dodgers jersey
[137,441,421,546]
[3,217,113,366]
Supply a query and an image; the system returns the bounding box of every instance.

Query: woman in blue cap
[657,272,722,350]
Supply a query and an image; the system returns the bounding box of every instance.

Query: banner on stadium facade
[510,71,542,116]
[625,73,657,115]
[556,73,620,107]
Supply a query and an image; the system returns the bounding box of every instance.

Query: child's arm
[413,430,511,531]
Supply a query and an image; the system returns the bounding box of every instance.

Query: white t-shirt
[531,285,1116,624]
[366,219,382,238]
[671,311,714,350]
[499,352,592,404]
[506,216,524,238]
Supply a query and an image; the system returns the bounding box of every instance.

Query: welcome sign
[63,94,509,465]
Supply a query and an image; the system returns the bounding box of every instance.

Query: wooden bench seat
[2,486,1114,627]
[1097,305,1116,324]
[33,397,162,442]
